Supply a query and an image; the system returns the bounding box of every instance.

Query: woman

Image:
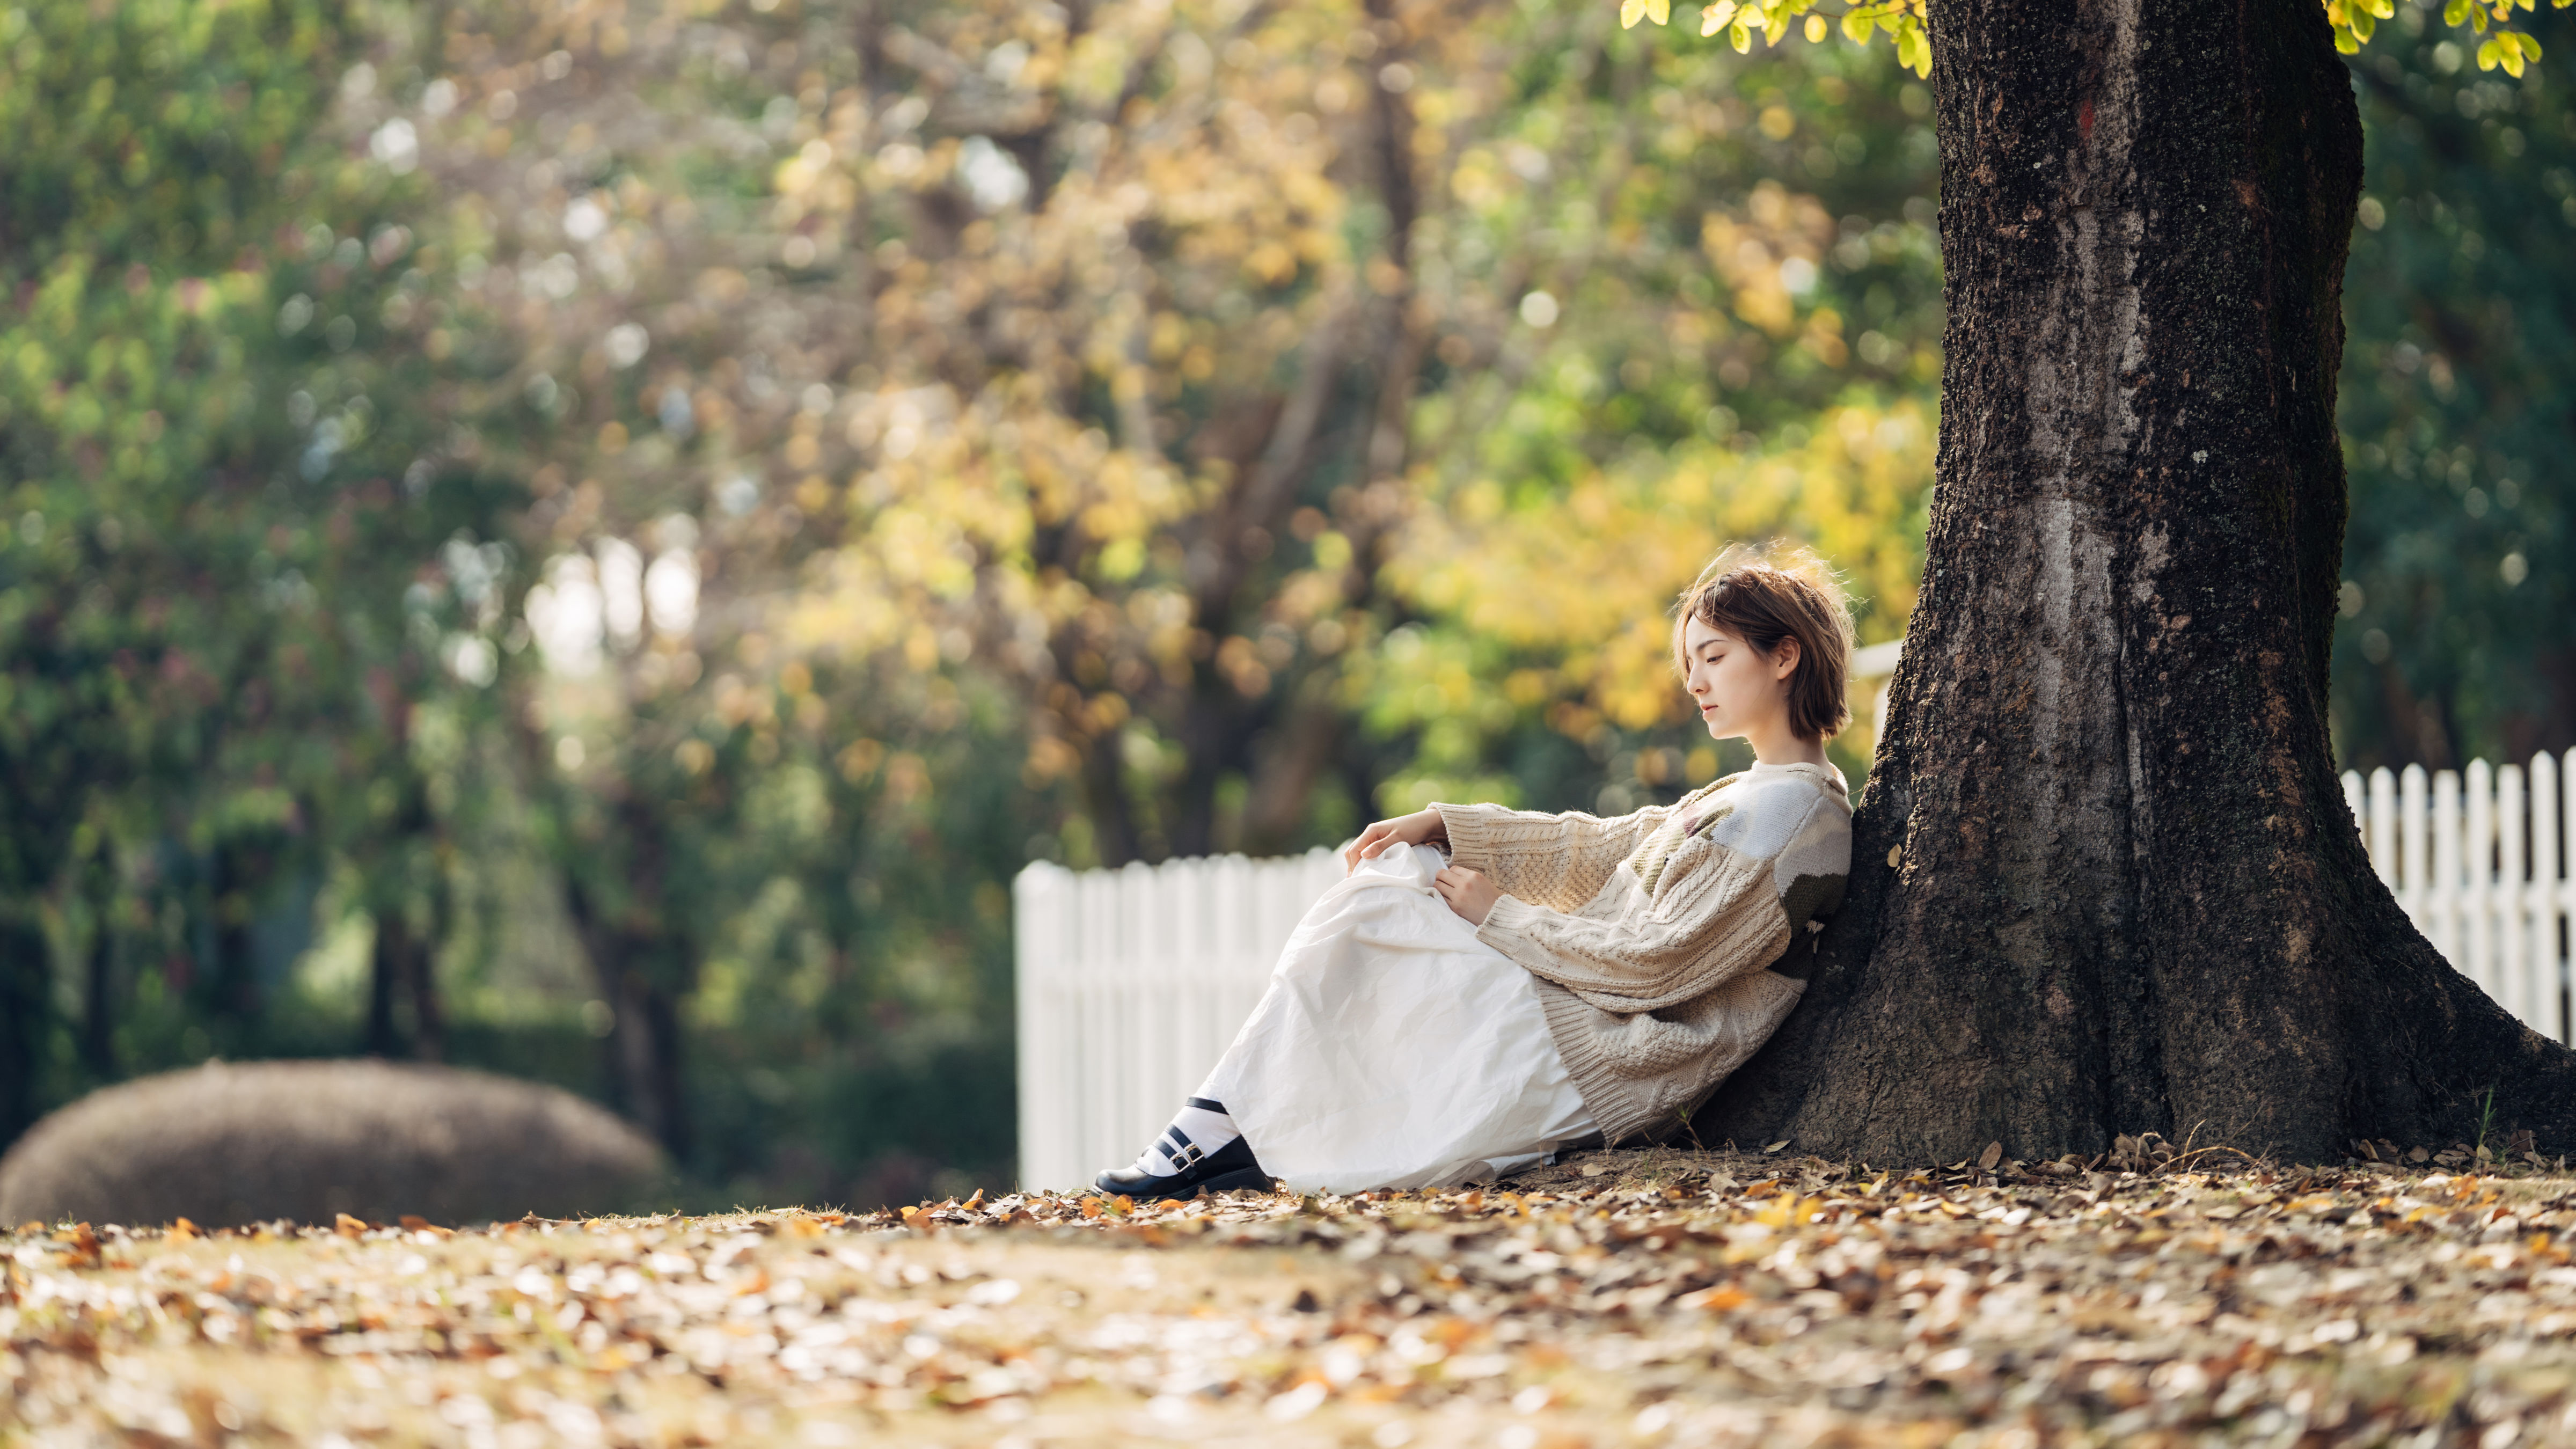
[1094,543,1858,1199]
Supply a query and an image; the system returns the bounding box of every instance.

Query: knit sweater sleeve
[1425,799,1677,914]
[1469,841,1791,1011]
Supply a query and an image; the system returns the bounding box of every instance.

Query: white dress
[1196,840,1596,1193]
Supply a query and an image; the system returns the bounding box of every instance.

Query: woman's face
[1682,615,1798,742]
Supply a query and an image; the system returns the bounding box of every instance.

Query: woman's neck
[1744,726,1830,769]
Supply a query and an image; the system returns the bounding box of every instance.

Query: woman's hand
[1435,865,1501,925]
[1342,807,1448,874]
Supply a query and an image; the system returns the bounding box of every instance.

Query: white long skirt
[1197,841,1597,1194]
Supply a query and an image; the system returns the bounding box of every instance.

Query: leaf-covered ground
[9,1144,2576,1447]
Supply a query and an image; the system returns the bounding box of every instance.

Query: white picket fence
[2340,752,2575,1046]
[1012,848,1348,1191]
[1009,750,2576,1189]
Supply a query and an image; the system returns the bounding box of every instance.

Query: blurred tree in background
[0,0,2557,1207]
[0,0,522,1150]
[2333,3,2576,771]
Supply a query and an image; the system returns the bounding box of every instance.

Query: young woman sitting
[1095,542,1858,1199]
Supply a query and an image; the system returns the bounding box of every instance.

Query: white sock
[1130,1097,1240,1176]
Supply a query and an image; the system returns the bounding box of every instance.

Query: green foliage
[2332,9,2576,769]
[0,0,523,1134]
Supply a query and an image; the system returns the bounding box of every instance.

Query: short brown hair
[1668,541,1857,741]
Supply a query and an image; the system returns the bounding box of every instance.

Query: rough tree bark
[1700,0,2576,1162]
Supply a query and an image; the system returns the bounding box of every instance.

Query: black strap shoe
[1095,1132,1273,1201]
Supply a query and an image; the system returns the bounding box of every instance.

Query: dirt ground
[9,1143,2576,1447]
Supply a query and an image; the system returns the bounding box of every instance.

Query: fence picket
[2468,762,2496,1001]
[2402,764,2428,923]
[2533,752,2562,1043]
[2369,767,2399,891]
[2434,769,2463,965]
[2501,764,2528,1027]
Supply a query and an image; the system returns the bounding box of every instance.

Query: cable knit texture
[1430,760,1851,1145]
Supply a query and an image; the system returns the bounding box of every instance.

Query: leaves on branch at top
[1637,0,2565,82]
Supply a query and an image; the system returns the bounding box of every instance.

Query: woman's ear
[1770,635,1802,681]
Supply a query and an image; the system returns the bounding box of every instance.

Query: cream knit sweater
[1430,760,1852,1145]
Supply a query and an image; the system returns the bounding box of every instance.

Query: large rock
[0,1059,667,1228]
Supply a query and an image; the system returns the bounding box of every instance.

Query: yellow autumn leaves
[1620,0,1931,76]
[2327,0,2556,72]
[1389,399,1932,754]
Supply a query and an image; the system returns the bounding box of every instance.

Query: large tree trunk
[1701,0,2576,1162]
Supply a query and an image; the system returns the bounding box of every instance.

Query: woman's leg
[1093,1091,1269,1198]
[1092,982,1290,1198]
[1117,1095,1240,1179]
[1096,841,1462,1197]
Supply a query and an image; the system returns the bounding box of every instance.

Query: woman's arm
[1341,807,1450,873]
[1427,799,1675,913]
[1474,846,1787,1010]
[1472,790,1849,1011]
